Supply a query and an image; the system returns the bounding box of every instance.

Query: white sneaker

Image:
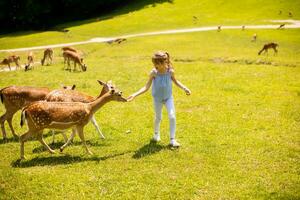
[152,133,161,142]
[170,139,180,147]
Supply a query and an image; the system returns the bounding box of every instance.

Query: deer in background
[251,33,257,42]
[0,55,20,71]
[19,80,127,159]
[45,82,106,141]
[62,46,77,53]
[0,85,74,140]
[41,48,53,66]
[258,42,278,55]
[62,50,87,72]
[25,51,34,71]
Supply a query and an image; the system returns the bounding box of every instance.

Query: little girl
[127,51,191,147]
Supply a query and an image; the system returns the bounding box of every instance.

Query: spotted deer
[258,42,278,55]
[0,55,20,71]
[0,86,50,139]
[25,51,34,71]
[62,50,87,72]
[41,48,53,66]
[45,82,106,141]
[0,85,74,140]
[19,80,127,159]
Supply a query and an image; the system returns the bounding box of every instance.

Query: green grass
[0,0,300,199]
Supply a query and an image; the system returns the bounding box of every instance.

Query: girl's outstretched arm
[171,71,191,95]
[127,73,154,102]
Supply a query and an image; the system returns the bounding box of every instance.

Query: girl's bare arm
[127,74,154,101]
[171,72,191,95]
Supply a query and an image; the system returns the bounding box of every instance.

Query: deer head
[97,80,126,102]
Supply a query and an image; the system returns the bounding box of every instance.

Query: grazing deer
[251,33,257,42]
[0,85,74,140]
[19,80,127,159]
[45,82,106,140]
[0,55,20,71]
[25,52,34,71]
[62,46,77,53]
[62,50,87,72]
[258,42,278,55]
[41,48,53,66]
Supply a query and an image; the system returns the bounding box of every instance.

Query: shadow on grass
[132,140,171,159]
[0,137,19,144]
[11,151,132,168]
[1,0,174,37]
[32,140,110,154]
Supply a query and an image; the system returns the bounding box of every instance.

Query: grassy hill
[0,0,299,199]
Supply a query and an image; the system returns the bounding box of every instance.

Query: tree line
[0,0,135,33]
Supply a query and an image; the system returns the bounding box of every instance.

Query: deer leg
[20,130,33,160]
[77,126,92,155]
[60,128,76,152]
[8,63,11,71]
[61,131,68,143]
[7,116,19,139]
[0,113,7,139]
[73,62,77,72]
[37,132,55,154]
[90,115,105,139]
[51,130,55,144]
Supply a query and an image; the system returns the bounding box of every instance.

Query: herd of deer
[0,46,87,72]
[0,80,126,159]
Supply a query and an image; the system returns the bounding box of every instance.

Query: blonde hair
[152,51,173,70]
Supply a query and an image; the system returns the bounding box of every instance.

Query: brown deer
[62,50,87,72]
[19,80,127,159]
[251,33,257,42]
[62,46,77,53]
[41,48,53,66]
[258,42,278,55]
[45,82,106,140]
[0,85,75,140]
[0,86,50,139]
[0,55,21,71]
[25,51,34,71]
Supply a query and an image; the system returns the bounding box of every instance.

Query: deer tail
[0,87,8,104]
[20,109,27,127]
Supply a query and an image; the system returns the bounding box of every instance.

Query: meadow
[0,0,299,199]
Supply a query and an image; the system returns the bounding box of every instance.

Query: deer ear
[107,80,113,85]
[97,80,106,85]
[72,85,76,90]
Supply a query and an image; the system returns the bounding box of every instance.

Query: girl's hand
[184,87,191,95]
[127,95,135,102]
